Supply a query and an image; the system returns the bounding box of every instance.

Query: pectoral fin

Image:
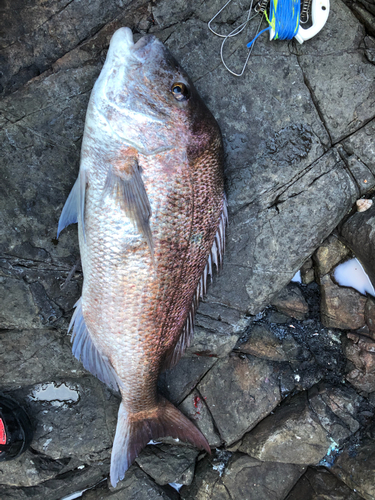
[104,158,153,258]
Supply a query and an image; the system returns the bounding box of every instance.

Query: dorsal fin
[162,195,228,370]
[69,298,122,391]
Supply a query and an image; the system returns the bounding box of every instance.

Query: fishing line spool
[208,0,330,76]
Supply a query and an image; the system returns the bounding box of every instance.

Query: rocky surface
[285,466,364,500]
[1,0,375,499]
[331,422,375,500]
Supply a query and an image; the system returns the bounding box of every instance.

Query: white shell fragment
[356,199,373,212]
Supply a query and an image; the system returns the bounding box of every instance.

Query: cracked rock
[158,356,217,406]
[197,354,281,445]
[344,333,375,392]
[180,453,305,500]
[297,0,375,142]
[83,464,178,499]
[178,390,222,448]
[339,202,375,289]
[0,328,86,390]
[136,444,198,486]
[240,384,361,465]
[0,461,109,500]
[271,284,309,320]
[238,323,302,363]
[331,422,375,500]
[313,235,350,279]
[285,466,364,500]
[320,274,367,330]
[0,449,68,487]
[239,391,334,464]
[8,378,118,463]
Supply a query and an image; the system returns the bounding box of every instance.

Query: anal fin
[69,298,121,391]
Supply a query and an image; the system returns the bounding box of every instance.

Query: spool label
[0,418,6,445]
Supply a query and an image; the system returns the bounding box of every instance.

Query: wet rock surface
[1,0,375,498]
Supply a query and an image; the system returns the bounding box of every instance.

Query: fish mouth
[107,28,156,62]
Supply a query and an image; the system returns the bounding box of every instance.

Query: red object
[0,418,6,445]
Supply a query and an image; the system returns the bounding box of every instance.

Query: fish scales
[58,27,226,487]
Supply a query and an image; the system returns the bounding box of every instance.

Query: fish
[57,27,227,487]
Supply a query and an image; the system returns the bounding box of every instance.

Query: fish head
[87,27,220,158]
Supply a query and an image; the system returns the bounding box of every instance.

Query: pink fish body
[58,27,227,487]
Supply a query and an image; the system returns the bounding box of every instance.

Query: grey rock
[365,297,375,337]
[297,0,374,143]
[186,301,247,358]
[0,462,109,500]
[222,455,305,500]
[197,354,281,445]
[82,465,177,500]
[0,450,68,487]
[0,0,150,95]
[300,258,315,285]
[178,390,222,448]
[267,311,292,324]
[320,274,367,330]
[343,119,375,175]
[239,392,333,464]
[180,452,305,500]
[308,384,362,441]
[285,466,364,500]
[136,444,198,486]
[0,328,86,389]
[0,276,40,329]
[331,428,375,500]
[364,35,375,63]
[238,323,288,361]
[239,384,361,464]
[238,323,302,363]
[344,333,375,392]
[339,203,375,289]
[271,285,309,320]
[223,148,356,315]
[9,378,118,463]
[351,2,375,36]
[180,454,231,500]
[158,356,217,406]
[313,235,350,279]
[337,145,375,195]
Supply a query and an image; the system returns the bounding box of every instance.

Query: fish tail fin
[110,397,210,487]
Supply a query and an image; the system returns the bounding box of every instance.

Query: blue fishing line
[247,0,300,47]
[247,26,270,48]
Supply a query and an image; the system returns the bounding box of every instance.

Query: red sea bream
[58,27,227,487]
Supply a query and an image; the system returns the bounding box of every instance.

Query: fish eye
[171,82,190,101]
